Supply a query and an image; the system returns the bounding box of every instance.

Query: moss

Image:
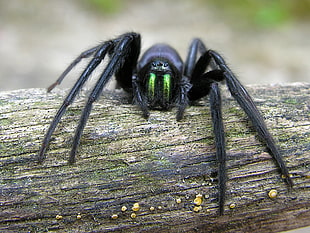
[0,118,12,126]
[283,98,298,105]
[0,99,9,106]
[81,0,123,14]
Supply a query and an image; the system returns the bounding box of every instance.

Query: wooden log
[0,83,309,232]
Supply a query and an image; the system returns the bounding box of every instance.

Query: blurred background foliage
[206,0,310,27]
[79,0,123,14]
[82,0,310,28]
[0,0,309,90]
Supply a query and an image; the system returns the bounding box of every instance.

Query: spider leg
[186,41,293,214]
[47,45,102,92]
[184,38,219,78]
[185,39,227,214]
[132,75,150,118]
[209,82,227,215]
[208,50,293,187]
[184,38,207,77]
[184,38,221,101]
[68,32,140,164]
[38,41,114,163]
[176,76,192,121]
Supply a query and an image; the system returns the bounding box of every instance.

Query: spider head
[136,43,184,110]
[141,59,180,110]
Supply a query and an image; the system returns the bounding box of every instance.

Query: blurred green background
[208,0,310,27]
[85,0,310,26]
[0,0,309,90]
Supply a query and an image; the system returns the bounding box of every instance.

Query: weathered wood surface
[0,83,309,233]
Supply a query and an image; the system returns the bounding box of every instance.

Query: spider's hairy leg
[47,45,102,92]
[209,82,227,215]
[68,32,141,164]
[209,50,293,187]
[184,38,221,101]
[176,77,192,121]
[184,38,207,77]
[132,75,150,119]
[185,38,227,214]
[38,41,114,163]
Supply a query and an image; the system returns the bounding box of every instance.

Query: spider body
[38,32,292,215]
[134,43,186,113]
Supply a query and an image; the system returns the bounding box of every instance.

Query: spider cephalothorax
[135,44,188,115]
[38,32,293,215]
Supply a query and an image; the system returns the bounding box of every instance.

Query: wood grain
[0,83,309,232]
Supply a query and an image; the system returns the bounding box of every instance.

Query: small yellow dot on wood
[193,206,202,212]
[132,203,140,211]
[282,174,292,179]
[150,206,155,211]
[176,198,182,204]
[76,213,82,219]
[268,189,278,198]
[111,214,118,219]
[55,215,63,220]
[121,206,127,212]
[194,195,203,206]
[130,213,137,218]
[229,203,236,209]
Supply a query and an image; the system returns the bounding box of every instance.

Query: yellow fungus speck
[55,215,63,220]
[282,174,292,179]
[268,189,278,198]
[131,213,137,218]
[194,197,202,206]
[150,206,155,211]
[121,206,127,212]
[76,213,82,219]
[176,198,182,204]
[229,203,236,209]
[193,206,202,212]
[132,203,140,211]
[111,214,118,219]
[157,206,162,210]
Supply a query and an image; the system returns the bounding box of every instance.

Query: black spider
[38,32,293,215]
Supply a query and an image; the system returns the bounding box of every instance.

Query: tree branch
[0,83,309,232]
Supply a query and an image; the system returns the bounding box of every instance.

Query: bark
[0,83,309,233]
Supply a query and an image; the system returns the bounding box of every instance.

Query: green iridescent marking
[148,73,156,99]
[163,74,171,101]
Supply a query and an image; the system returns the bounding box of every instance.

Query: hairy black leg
[188,54,224,101]
[176,77,192,121]
[184,39,222,101]
[132,75,149,118]
[184,38,207,77]
[210,82,226,215]
[115,34,141,91]
[47,45,102,92]
[209,50,293,187]
[188,60,224,101]
[68,33,140,164]
[38,42,113,163]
